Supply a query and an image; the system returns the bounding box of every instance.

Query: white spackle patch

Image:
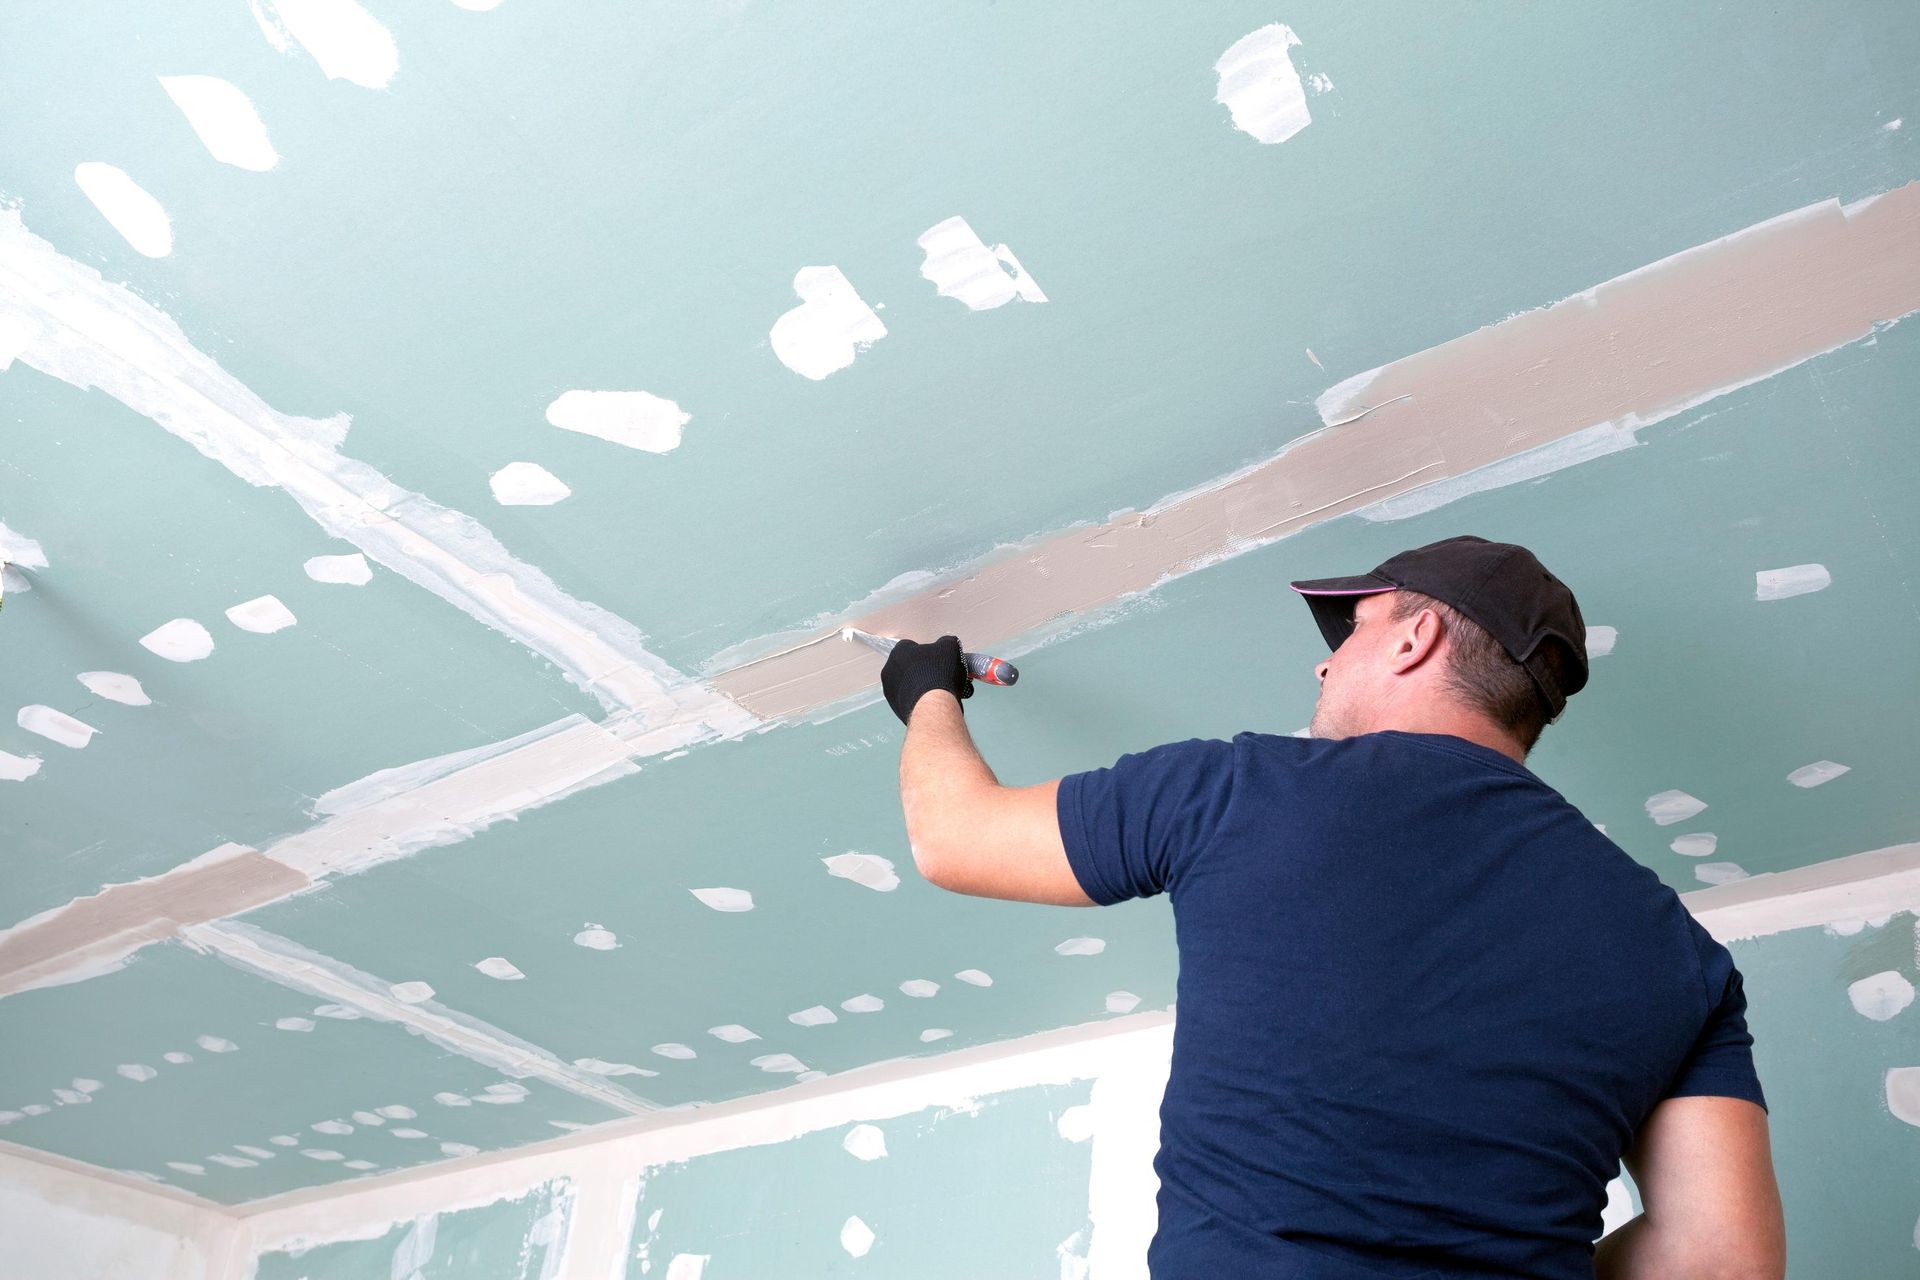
[73,1078,103,1094]
[651,1043,697,1060]
[433,1092,472,1106]
[795,1070,826,1083]
[352,1111,383,1126]
[1669,832,1718,857]
[1755,563,1830,601]
[915,216,1047,311]
[377,1104,415,1120]
[546,390,691,454]
[750,1052,807,1074]
[708,1024,759,1043]
[314,1003,362,1020]
[77,671,150,706]
[157,76,278,171]
[1787,760,1850,788]
[1886,1066,1920,1127]
[390,1127,428,1139]
[166,1161,206,1176]
[343,1159,377,1170]
[840,1215,875,1258]
[1105,991,1142,1015]
[440,1141,479,1157]
[664,1255,709,1280]
[53,1088,90,1106]
[0,519,48,566]
[1644,789,1707,826]
[249,0,398,89]
[226,594,297,633]
[234,1145,274,1160]
[842,1123,887,1161]
[822,852,899,891]
[1306,71,1335,94]
[311,1119,353,1136]
[117,1063,157,1082]
[268,1135,299,1146]
[690,886,754,912]
[1056,1104,1095,1143]
[207,1154,257,1169]
[139,618,214,662]
[841,993,884,1013]
[954,969,993,986]
[789,1005,837,1028]
[573,1058,659,1078]
[490,461,571,506]
[17,705,98,749]
[1885,118,1904,132]
[195,1035,237,1053]
[1850,971,1915,1021]
[19,1104,50,1116]
[390,981,435,1004]
[164,1051,194,1065]
[474,956,524,980]
[573,924,619,950]
[1213,25,1312,145]
[919,1028,953,1043]
[1055,937,1106,957]
[0,751,43,782]
[304,552,372,585]
[1587,626,1618,657]
[73,163,172,257]
[769,266,886,381]
[275,1016,315,1031]
[1694,862,1748,886]
[899,979,939,998]
[474,1082,529,1104]
[1826,919,1867,937]
[301,1149,344,1162]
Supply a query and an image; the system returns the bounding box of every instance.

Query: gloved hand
[880,634,974,725]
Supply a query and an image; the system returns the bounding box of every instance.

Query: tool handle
[965,652,1019,687]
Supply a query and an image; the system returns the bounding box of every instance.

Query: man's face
[1308,591,1398,739]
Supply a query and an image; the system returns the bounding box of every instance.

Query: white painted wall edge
[1681,840,1920,942]
[0,1142,245,1280]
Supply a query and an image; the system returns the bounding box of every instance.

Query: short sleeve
[1055,737,1237,905]
[1667,945,1768,1112]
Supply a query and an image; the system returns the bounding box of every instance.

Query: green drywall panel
[1733,918,1920,1276]
[628,1080,1096,1277]
[252,1182,568,1280]
[0,942,619,1203]
[0,370,598,924]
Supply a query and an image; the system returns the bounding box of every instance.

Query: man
[879,535,1786,1279]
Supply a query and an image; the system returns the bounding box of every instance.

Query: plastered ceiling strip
[712,182,1920,720]
[0,208,751,724]
[1682,841,1920,943]
[181,920,661,1114]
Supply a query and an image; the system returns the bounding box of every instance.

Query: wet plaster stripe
[0,208,750,723]
[1682,841,1920,943]
[182,920,661,1115]
[0,846,308,998]
[712,183,1920,720]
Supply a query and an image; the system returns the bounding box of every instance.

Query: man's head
[1292,537,1588,758]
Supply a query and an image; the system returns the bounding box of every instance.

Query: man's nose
[1315,659,1330,683]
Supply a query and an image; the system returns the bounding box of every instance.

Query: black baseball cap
[1288,535,1589,720]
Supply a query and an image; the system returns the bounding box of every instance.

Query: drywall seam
[232,1010,1177,1250]
[0,207,750,724]
[709,182,1920,719]
[0,845,310,998]
[1682,841,1920,942]
[181,920,662,1114]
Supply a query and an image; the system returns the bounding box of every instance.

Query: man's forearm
[899,692,996,866]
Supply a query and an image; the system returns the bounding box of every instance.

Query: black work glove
[880,634,973,725]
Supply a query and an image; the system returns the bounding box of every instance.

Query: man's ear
[1388,605,1447,675]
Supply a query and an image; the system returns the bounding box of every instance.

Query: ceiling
[1,0,1916,1205]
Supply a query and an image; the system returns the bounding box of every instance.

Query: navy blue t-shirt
[1057,730,1765,1280]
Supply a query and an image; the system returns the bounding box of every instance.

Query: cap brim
[1288,573,1396,653]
